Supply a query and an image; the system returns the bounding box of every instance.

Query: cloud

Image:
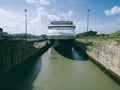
[0,9,24,34]
[104,6,120,16]
[26,0,36,4]
[60,10,74,19]
[48,15,60,20]
[75,21,86,34]
[0,2,74,35]
[0,9,18,19]
[74,20,120,34]
[89,21,120,34]
[29,6,74,35]
[68,10,74,17]
[26,0,54,6]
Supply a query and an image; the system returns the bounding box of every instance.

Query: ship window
[49,26,74,29]
[48,29,75,35]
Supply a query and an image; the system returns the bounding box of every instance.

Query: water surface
[33,48,120,90]
[0,47,119,90]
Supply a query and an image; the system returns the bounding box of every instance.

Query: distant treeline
[76,30,120,39]
[76,30,97,38]
[9,33,39,39]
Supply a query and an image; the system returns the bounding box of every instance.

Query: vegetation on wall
[76,30,97,38]
[76,30,120,40]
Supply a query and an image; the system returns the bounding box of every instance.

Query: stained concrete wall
[87,41,120,77]
[0,40,50,78]
[75,40,120,84]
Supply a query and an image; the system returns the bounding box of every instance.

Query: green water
[1,47,119,90]
[32,48,120,90]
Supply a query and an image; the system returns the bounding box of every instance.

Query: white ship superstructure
[48,21,75,40]
[47,21,76,51]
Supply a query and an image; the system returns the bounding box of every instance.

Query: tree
[76,30,97,38]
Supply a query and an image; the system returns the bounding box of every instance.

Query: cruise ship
[47,21,76,50]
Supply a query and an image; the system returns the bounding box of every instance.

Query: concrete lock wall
[87,41,120,77]
[0,40,49,78]
[74,40,120,84]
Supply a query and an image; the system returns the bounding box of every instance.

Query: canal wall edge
[0,40,51,79]
[75,40,120,84]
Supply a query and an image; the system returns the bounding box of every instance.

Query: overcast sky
[0,0,120,35]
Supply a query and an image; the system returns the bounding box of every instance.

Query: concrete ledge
[88,55,120,85]
[74,40,120,85]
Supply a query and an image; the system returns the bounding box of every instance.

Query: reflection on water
[72,47,88,61]
[54,46,88,61]
[0,54,42,90]
[33,48,120,90]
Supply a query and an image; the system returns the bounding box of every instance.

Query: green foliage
[109,30,120,39]
[76,30,97,38]
[9,33,39,39]
[76,30,120,51]
[76,30,120,40]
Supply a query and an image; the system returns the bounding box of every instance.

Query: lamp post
[86,9,90,44]
[24,9,27,40]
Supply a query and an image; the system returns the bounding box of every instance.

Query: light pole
[24,9,27,40]
[86,9,90,44]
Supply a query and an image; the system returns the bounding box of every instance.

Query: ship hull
[50,39,74,53]
[48,34,75,51]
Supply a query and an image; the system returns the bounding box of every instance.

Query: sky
[0,0,120,35]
